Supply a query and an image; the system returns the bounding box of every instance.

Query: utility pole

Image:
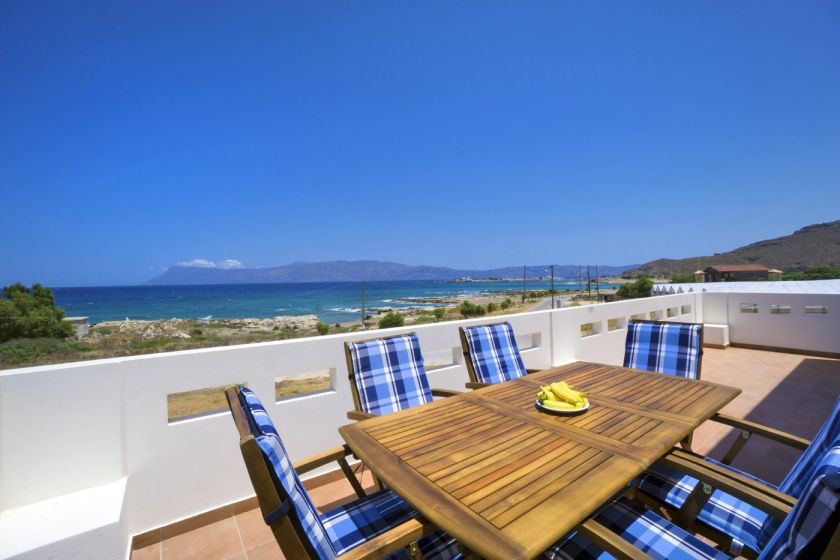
[522,265,527,303]
[587,265,592,299]
[595,265,601,300]
[550,265,555,309]
[578,266,582,295]
[360,281,365,329]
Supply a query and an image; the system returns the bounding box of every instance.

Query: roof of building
[707,264,770,272]
[652,279,840,295]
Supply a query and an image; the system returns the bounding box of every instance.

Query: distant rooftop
[653,278,840,295]
[707,264,770,272]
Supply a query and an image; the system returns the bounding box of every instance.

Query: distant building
[698,264,773,282]
[65,316,89,338]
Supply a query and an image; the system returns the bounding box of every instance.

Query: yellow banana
[541,399,577,410]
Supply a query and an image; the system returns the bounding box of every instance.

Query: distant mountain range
[147,261,638,285]
[625,220,840,277]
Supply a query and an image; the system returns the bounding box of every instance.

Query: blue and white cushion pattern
[322,488,461,559]
[239,387,461,560]
[623,322,702,379]
[758,445,840,560]
[779,398,840,498]
[545,496,731,560]
[634,459,773,554]
[347,334,433,416]
[635,397,840,554]
[238,387,337,559]
[463,322,527,384]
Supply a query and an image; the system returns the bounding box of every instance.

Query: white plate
[534,398,590,415]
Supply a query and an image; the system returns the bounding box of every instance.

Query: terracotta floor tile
[245,541,284,560]
[162,517,244,560]
[235,507,275,551]
[131,543,161,560]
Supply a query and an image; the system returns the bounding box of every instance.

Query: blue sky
[2,2,839,286]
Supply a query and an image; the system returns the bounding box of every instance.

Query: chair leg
[720,429,751,465]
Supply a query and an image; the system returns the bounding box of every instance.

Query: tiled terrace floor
[131,347,840,560]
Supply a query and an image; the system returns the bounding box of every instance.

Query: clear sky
[2,2,839,286]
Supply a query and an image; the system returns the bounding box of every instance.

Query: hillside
[625,220,840,277]
[148,261,637,285]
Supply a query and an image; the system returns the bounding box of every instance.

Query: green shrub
[316,322,329,335]
[486,302,498,313]
[669,273,695,283]
[784,265,840,280]
[500,298,512,309]
[0,283,74,343]
[433,308,445,321]
[459,301,486,318]
[378,312,405,329]
[616,276,654,299]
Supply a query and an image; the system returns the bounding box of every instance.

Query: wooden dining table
[339,361,742,560]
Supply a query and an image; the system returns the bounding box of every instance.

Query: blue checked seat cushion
[757,444,840,559]
[347,333,433,416]
[634,397,840,555]
[238,387,460,559]
[462,322,527,384]
[545,496,732,560]
[623,322,702,379]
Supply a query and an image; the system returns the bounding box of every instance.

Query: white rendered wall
[703,292,840,354]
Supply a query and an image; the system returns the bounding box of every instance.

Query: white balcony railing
[1,289,838,560]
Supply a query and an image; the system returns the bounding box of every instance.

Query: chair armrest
[347,410,377,422]
[431,388,462,398]
[293,444,352,474]
[465,381,490,390]
[578,519,652,560]
[711,413,811,450]
[659,450,795,519]
[670,449,797,508]
[339,518,430,560]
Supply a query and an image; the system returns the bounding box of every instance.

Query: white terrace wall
[702,292,840,355]
[4,289,833,560]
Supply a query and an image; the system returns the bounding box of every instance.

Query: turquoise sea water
[52,280,618,325]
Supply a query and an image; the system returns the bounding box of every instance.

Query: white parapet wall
[0,289,836,559]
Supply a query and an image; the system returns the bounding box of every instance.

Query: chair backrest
[758,442,840,560]
[756,398,840,549]
[226,385,337,560]
[623,321,703,379]
[344,332,433,416]
[782,398,840,497]
[459,322,527,385]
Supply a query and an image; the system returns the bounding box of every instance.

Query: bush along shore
[0,289,602,370]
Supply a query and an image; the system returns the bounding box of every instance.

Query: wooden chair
[630,397,840,557]
[458,321,540,390]
[343,332,460,422]
[224,385,460,560]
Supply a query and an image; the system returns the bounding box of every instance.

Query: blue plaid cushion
[347,334,433,416]
[239,387,337,559]
[758,445,840,560]
[463,322,527,384]
[623,322,702,379]
[546,496,731,560]
[780,397,840,498]
[322,489,461,559]
[634,459,772,554]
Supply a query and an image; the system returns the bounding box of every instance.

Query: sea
[52,280,619,325]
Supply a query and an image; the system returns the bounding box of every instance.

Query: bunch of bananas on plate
[537,381,589,411]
